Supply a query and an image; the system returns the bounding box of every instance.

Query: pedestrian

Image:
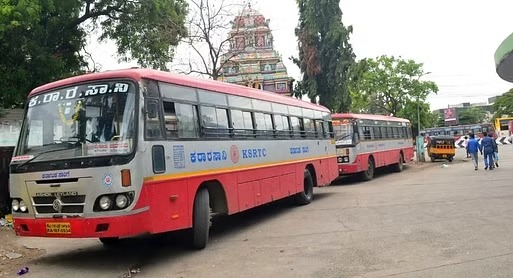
[466,133,480,170]
[464,136,470,158]
[479,131,495,170]
[490,133,499,168]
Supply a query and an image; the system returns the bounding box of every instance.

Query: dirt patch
[0,228,45,277]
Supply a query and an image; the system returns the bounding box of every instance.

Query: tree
[348,55,439,132]
[458,107,486,125]
[292,0,355,112]
[174,0,243,80]
[0,0,188,109]
[493,88,513,118]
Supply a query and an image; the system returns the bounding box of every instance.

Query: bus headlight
[99,196,112,210]
[12,199,19,212]
[19,200,27,212]
[115,194,128,209]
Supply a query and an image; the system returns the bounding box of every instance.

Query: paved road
[7,146,513,278]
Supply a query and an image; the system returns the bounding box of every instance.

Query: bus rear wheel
[294,169,314,205]
[393,153,404,172]
[191,188,211,250]
[360,158,375,181]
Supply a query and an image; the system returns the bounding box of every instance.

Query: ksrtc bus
[332,113,414,181]
[9,69,338,249]
[494,117,513,137]
[421,123,496,140]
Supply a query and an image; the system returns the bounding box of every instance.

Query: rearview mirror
[146,102,158,119]
[85,105,101,118]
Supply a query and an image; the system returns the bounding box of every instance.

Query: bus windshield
[15,80,136,163]
[333,120,354,145]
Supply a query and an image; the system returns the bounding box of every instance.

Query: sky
[88,0,513,111]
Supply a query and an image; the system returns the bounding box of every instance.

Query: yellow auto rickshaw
[427,135,456,162]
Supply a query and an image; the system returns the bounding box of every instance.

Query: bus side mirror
[146,102,158,119]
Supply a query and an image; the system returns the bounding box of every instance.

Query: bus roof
[28,68,330,112]
[331,113,410,123]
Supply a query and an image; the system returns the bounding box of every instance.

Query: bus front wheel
[294,169,314,205]
[191,188,211,250]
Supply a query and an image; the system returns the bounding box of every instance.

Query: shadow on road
[31,192,336,275]
[331,164,401,187]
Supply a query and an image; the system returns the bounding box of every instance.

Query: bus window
[163,101,178,138]
[303,118,316,138]
[363,126,371,140]
[273,114,285,137]
[176,103,199,138]
[315,120,323,138]
[200,106,229,138]
[254,112,267,136]
[231,109,245,136]
[290,117,301,137]
[373,126,381,139]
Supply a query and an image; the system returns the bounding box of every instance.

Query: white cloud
[87,0,513,110]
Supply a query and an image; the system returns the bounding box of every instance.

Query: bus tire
[295,169,314,205]
[361,158,375,181]
[393,153,404,172]
[191,188,210,250]
[99,237,120,246]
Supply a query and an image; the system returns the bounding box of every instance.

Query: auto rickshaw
[426,135,456,162]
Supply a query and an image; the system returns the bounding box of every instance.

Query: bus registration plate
[46,222,71,234]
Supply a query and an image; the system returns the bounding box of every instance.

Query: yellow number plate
[46,222,71,234]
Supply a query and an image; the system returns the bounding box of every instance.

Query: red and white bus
[9,69,338,249]
[332,113,414,180]
[421,123,496,141]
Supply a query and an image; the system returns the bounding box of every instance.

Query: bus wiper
[336,134,352,141]
[15,145,78,169]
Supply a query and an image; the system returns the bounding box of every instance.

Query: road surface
[2,146,513,278]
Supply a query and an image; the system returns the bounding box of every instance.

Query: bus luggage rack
[32,195,86,214]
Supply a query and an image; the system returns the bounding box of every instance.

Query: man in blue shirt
[466,134,480,170]
[479,132,495,170]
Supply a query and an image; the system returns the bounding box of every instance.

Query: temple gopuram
[218,4,294,96]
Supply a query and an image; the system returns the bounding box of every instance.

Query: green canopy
[495,32,513,82]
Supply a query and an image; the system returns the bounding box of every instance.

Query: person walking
[480,132,495,170]
[490,133,499,168]
[464,136,470,158]
[467,134,480,170]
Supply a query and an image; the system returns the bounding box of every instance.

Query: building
[218,3,295,96]
[433,101,494,126]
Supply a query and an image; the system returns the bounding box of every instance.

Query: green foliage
[0,0,188,109]
[348,55,439,131]
[98,0,188,70]
[0,0,87,108]
[292,0,355,112]
[458,107,486,125]
[493,88,513,118]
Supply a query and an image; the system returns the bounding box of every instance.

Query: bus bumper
[338,163,360,175]
[12,209,150,238]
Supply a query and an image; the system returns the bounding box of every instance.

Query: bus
[332,113,414,181]
[8,69,338,249]
[421,123,496,140]
[494,117,513,137]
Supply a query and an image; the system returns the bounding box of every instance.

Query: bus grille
[32,195,86,214]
